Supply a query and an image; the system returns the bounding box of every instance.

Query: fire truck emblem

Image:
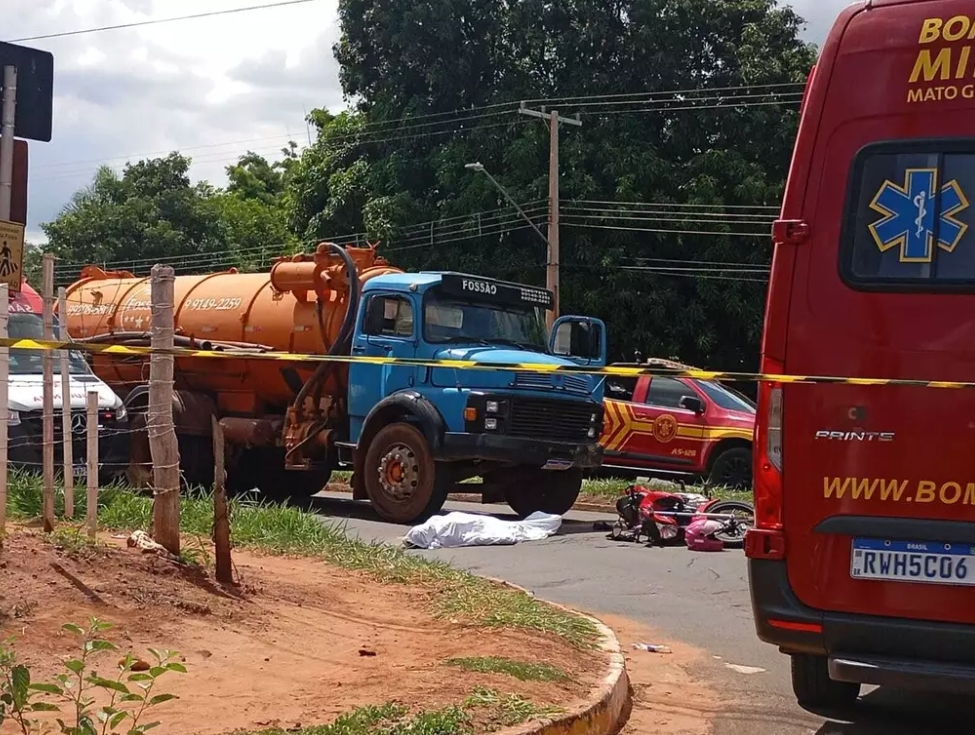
[868,168,969,263]
[652,414,678,444]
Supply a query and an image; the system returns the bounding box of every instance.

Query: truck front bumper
[9,418,131,479]
[437,432,603,469]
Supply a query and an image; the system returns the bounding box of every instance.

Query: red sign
[11,138,27,227]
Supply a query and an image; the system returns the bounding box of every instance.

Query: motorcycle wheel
[708,499,755,549]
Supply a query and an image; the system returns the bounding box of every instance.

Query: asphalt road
[308,492,975,735]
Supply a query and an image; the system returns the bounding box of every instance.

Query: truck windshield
[692,380,756,412]
[423,291,548,351]
[9,312,92,375]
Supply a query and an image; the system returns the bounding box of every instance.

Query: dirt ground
[0,528,604,734]
[600,614,724,735]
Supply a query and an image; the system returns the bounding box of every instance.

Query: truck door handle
[351,346,365,354]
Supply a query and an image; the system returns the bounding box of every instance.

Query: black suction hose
[287,243,360,459]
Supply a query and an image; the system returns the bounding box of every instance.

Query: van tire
[790,654,860,710]
[707,447,752,490]
[363,422,447,524]
[504,468,583,518]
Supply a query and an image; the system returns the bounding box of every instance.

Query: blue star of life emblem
[868,168,970,263]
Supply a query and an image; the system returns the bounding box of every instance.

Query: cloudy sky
[5,0,849,244]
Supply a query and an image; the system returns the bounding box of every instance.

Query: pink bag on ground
[685,518,724,551]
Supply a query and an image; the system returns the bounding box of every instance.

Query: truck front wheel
[363,422,447,524]
[504,468,583,518]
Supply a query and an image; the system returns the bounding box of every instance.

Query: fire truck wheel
[707,446,752,490]
[504,468,583,518]
[364,422,447,524]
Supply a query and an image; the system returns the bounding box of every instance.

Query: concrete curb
[484,577,631,735]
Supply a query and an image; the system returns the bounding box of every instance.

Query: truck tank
[63,243,400,409]
[61,243,402,491]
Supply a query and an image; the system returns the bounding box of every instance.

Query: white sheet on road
[404,511,563,549]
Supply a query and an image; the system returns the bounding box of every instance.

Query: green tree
[42,153,227,275]
[210,145,302,271]
[42,148,303,278]
[287,0,816,368]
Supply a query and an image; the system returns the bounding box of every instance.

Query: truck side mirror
[549,316,607,367]
[680,395,705,414]
[363,297,385,336]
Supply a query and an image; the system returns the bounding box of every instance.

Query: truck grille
[508,397,595,442]
[513,372,591,395]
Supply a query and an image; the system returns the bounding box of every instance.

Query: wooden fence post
[41,253,55,532]
[58,287,74,518]
[86,390,98,538]
[149,264,180,555]
[211,416,232,584]
[0,283,8,539]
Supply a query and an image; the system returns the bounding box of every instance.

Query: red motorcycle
[609,483,754,549]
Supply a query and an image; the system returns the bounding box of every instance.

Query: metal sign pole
[0,65,17,221]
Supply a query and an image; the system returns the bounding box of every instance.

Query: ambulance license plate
[850,538,975,587]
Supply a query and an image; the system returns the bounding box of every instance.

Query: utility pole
[0,65,17,220]
[517,104,582,331]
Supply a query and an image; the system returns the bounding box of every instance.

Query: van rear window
[843,143,975,287]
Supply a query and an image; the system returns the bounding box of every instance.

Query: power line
[10,0,319,43]
[562,205,775,224]
[525,81,805,106]
[563,263,769,282]
[30,116,532,184]
[31,84,806,181]
[563,221,771,238]
[50,200,776,276]
[574,199,779,211]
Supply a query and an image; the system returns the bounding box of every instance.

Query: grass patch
[465,686,563,728]
[444,656,569,682]
[48,525,101,559]
[245,689,559,735]
[4,473,599,649]
[246,702,473,735]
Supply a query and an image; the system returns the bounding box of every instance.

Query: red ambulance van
[746,0,975,709]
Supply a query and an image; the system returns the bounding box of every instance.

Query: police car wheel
[790,654,860,711]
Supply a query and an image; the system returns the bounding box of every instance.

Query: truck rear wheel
[504,468,583,518]
[790,654,860,710]
[236,447,331,502]
[363,422,447,524]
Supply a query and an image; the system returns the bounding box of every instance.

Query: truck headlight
[486,400,499,413]
[115,404,127,421]
[8,411,19,426]
[484,418,498,430]
[587,427,596,438]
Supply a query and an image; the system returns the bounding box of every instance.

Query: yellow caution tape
[2,337,973,388]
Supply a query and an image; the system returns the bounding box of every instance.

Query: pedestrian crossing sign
[0,219,24,292]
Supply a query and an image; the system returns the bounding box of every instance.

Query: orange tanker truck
[62,242,608,524]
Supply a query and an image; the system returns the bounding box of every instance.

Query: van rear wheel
[791,654,860,710]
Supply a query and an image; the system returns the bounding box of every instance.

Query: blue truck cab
[339,271,607,524]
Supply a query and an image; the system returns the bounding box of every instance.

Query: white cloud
[8,0,845,246]
[7,0,342,243]
[788,0,859,45]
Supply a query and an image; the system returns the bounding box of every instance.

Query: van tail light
[746,358,786,560]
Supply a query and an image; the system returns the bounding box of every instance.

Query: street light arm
[475,167,548,246]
